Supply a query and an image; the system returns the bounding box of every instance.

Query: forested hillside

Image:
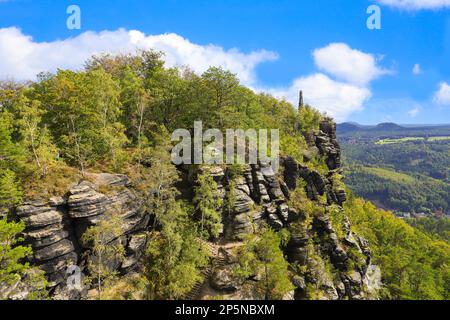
[0,51,449,300]
[338,125,450,214]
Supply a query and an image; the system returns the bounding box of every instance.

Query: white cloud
[412,63,421,75]
[0,28,391,121]
[0,27,278,86]
[377,0,450,10]
[312,43,390,86]
[408,106,420,117]
[433,82,450,105]
[267,43,391,121]
[267,74,372,122]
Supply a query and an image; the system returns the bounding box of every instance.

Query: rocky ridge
[11,118,381,300]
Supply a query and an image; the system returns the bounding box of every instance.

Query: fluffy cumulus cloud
[313,43,390,86]
[0,28,391,121]
[377,0,450,10]
[268,43,390,121]
[0,27,278,86]
[268,74,371,122]
[433,82,450,105]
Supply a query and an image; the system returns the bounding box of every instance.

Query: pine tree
[234,227,294,300]
[0,170,22,215]
[193,168,223,239]
[82,212,125,300]
[141,126,181,228]
[137,128,210,299]
[144,201,208,300]
[0,217,47,299]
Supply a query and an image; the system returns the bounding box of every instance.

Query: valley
[338,122,450,239]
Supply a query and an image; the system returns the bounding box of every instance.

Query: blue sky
[1,0,450,124]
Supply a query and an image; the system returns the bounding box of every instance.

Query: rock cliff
[12,118,381,300]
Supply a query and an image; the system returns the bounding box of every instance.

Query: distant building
[413,212,427,218]
[394,211,411,219]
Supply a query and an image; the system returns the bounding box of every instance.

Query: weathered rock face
[14,173,150,298]
[199,118,380,300]
[316,119,341,170]
[281,119,379,300]
[15,200,79,292]
[216,163,294,240]
[13,119,379,300]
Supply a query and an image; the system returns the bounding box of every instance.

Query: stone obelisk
[298,90,304,109]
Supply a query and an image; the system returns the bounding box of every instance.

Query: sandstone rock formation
[14,173,150,298]
[189,119,380,300]
[12,118,380,300]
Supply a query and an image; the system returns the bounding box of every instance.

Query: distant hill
[337,122,450,137]
[370,122,404,131]
[337,122,450,215]
[336,122,365,133]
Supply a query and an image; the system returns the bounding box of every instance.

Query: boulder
[210,265,241,292]
[121,233,147,270]
[282,157,299,190]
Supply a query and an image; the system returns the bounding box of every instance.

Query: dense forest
[339,126,450,214]
[0,51,449,300]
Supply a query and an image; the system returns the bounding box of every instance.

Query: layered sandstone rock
[13,118,380,300]
[199,119,380,300]
[14,173,150,297]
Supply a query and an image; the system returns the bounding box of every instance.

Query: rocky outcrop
[15,200,79,292]
[12,118,380,300]
[201,118,380,300]
[223,163,294,240]
[14,173,150,297]
[316,119,341,170]
[228,175,257,239]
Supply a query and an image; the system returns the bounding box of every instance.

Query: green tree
[298,105,322,134]
[37,69,127,171]
[0,217,47,300]
[118,67,151,152]
[14,90,58,177]
[235,227,294,300]
[0,110,25,173]
[147,67,190,130]
[82,212,125,300]
[0,170,22,215]
[139,129,209,299]
[139,126,180,228]
[193,168,223,239]
[344,194,450,300]
[202,67,240,127]
[144,205,208,300]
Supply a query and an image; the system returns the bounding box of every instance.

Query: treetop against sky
[0,0,449,124]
